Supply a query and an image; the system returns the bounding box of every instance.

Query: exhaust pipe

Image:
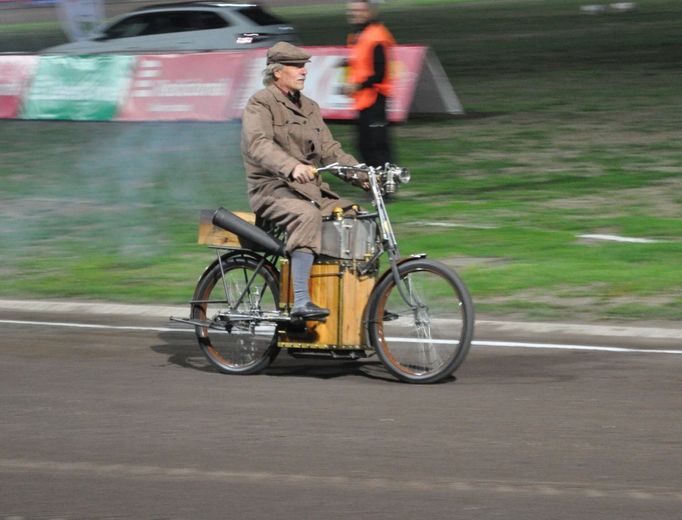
[212,208,285,256]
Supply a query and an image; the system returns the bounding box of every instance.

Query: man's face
[347,1,372,25]
[274,63,307,92]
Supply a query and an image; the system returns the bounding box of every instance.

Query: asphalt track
[4,3,680,517]
[1,299,681,519]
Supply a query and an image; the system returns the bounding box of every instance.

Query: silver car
[42,1,299,54]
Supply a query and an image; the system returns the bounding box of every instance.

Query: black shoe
[383,310,399,321]
[291,302,330,320]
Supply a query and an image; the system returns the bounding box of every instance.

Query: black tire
[191,254,280,374]
[367,259,474,383]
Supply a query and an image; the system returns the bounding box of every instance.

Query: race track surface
[1,302,681,519]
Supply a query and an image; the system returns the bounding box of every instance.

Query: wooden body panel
[279,258,292,310]
[308,263,342,346]
[340,269,376,345]
[279,260,376,349]
[197,209,256,248]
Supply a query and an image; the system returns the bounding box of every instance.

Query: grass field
[2,0,682,322]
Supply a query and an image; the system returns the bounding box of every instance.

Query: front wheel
[367,259,474,383]
[191,254,280,375]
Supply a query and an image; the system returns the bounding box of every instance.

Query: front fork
[389,253,430,326]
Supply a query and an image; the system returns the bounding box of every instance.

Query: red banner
[117,52,247,121]
[0,55,37,118]
[1,46,461,121]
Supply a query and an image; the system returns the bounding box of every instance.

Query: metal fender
[194,250,279,288]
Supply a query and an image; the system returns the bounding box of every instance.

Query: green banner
[20,55,134,120]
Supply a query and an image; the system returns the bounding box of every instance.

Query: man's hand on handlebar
[291,164,317,183]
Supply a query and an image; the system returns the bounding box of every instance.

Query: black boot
[291,301,330,320]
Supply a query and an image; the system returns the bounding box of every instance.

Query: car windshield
[237,6,286,26]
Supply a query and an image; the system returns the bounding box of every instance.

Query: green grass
[2,0,682,322]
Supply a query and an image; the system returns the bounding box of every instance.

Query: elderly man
[241,42,365,320]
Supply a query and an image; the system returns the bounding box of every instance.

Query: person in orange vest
[343,0,396,169]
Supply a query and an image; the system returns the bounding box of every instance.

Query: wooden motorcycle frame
[171,164,474,383]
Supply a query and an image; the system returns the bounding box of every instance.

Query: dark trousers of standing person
[357,93,392,168]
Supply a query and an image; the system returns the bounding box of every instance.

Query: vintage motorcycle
[171,163,474,383]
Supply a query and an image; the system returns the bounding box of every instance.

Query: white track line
[1,319,681,355]
[473,340,682,355]
[0,319,187,333]
[387,336,682,354]
[3,300,681,339]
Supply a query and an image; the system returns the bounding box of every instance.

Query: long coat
[240,85,360,253]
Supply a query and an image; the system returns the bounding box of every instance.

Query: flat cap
[266,42,311,65]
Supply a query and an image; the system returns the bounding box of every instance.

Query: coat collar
[267,84,314,117]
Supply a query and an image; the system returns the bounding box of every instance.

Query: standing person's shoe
[291,302,330,320]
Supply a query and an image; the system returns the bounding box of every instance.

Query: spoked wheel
[367,258,474,383]
[191,254,280,374]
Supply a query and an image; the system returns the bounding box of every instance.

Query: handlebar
[316,162,411,195]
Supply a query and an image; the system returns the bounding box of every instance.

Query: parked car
[42,1,299,54]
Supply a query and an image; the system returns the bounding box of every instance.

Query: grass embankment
[1,0,682,322]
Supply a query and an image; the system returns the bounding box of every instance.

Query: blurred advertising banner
[56,0,106,42]
[0,55,37,118]
[117,53,246,121]
[234,46,462,122]
[20,55,134,120]
[3,46,461,121]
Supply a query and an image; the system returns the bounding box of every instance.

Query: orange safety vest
[347,22,395,111]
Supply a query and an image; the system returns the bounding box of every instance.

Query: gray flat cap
[266,42,311,65]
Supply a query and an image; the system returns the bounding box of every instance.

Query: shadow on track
[150,332,449,383]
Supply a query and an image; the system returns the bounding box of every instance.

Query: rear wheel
[191,254,280,374]
[367,259,474,383]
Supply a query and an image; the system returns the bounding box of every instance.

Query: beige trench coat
[241,85,360,254]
